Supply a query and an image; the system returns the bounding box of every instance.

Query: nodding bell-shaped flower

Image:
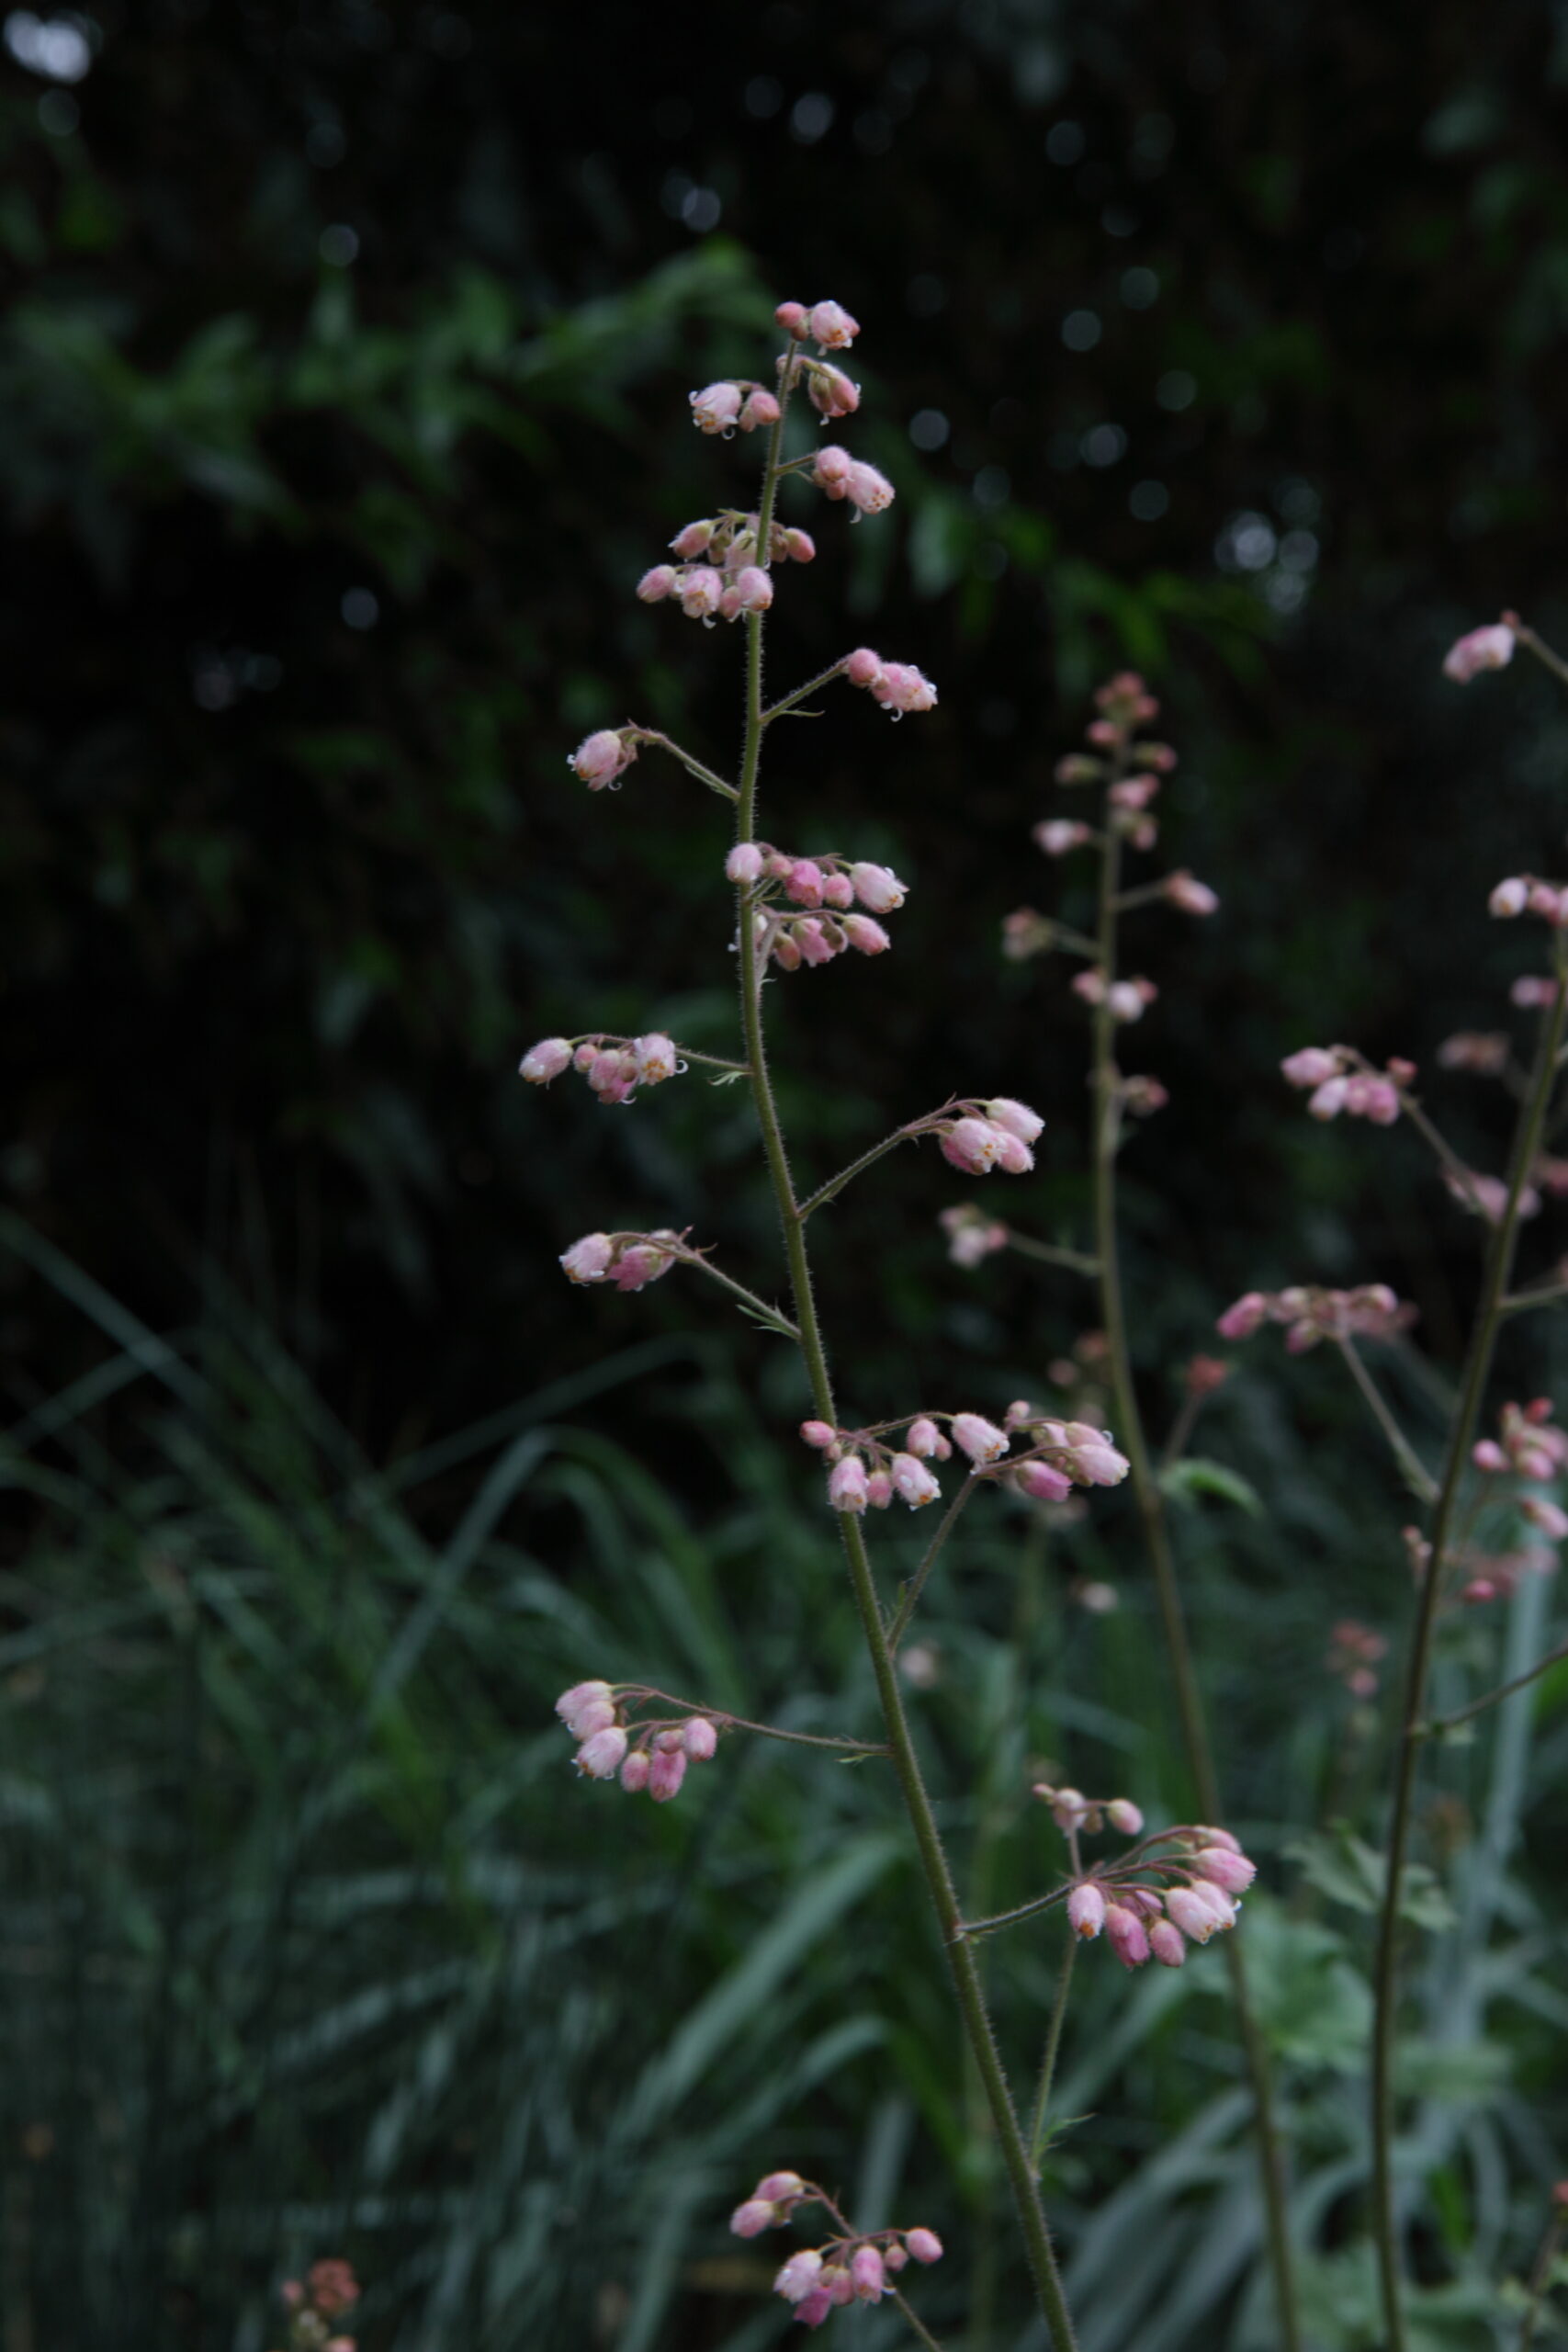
[841,913,891,954]
[1015,1459,1072,1502]
[1067,1882,1107,1939]
[1105,1797,1144,1835]
[574,1724,628,1780]
[849,861,907,911]
[1104,1904,1151,1968]
[690,381,744,435]
[570,729,637,790]
[637,564,677,603]
[1166,1884,1224,1943]
[520,1036,573,1083]
[721,565,774,618]
[670,518,716,559]
[952,1412,1010,1464]
[1164,868,1220,916]
[739,389,782,431]
[730,2199,776,2239]
[635,1034,679,1085]
[812,445,854,498]
[560,1233,615,1284]
[846,460,895,514]
[807,362,861,417]
[648,1745,687,1802]
[1280,1046,1341,1089]
[905,2230,943,2266]
[850,2246,887,2302]
[727,842,765,885]
[1491,876,1529,917]
[1443,622,1515,682]
[679,567,725,622]
[775,2251,825,2304]
[906,1417,950,1460]
[844,645,884,685]
[681,1715,719,1760]
[890,1452,942,1507]
[808,299,861,349]
[1149,1917,1187,1967]
[800,1419,839,1450]
[1216,1290,1269,1340]
[983,1097,1044,1145]
[556,1679,615,1736]
[828,1456,870,1513]
[940,1118,1007,1175]
[871,661,938,715]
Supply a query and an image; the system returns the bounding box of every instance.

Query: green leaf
[1285,1826,1457,1929]
[1158,1455,1263,1515]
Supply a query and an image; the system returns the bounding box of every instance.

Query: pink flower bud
[1522,1496,1568,1540]
[635,1034,679,1086]
[1035,819,1089,856]
[772,929,802,972]
[829,1456,869,1512]
[570,729,636,789]
[637,564,677,602]
[846,459,895,514]
[613,1240,675,1292]
[648,1745,687,1802]
[1357,1078,1401,1125]
[891,1452,942,1507]
[1444,622,1515,682]
[1280,1046,1340,1089]
[1216,1290,1267,1340]
[1067,1882,1107,1939]
[795,2289,833,2326]
[850,2245,887,2301]
[1191,1845,1256,1892]
[865,1468,894,1508]
[739,389,782,431]
[906,1418,942,1458]
[1490,876,1529,916]
[1104,1904,1151,1967]
[1070,1440,1131,1486]
[755,2170,805,2203]
[808,362,860,416]
[670,519,716,559]
[787,859,827,907]
[871,661,938,715]
[812,445,853,496]
[885,2243,908,2272]
[795,918,840,966]
[728,564,774,615]
[1308,1075,1348,1120]
[1015,1459,1072,1502]
[1166,1884,1222,1942]
[1109,774,1160,811]
[775,2250,824,2302]
[1105,1798,1144,1835]
[953,1411,1009,1464]
[682,1715,719,1760]
[843,647,883,687]
[690,381,743,435]
[560,1233,615,1283]
[983,1097,1044,1145]
[940,1117,1004,1174]
[842,913,892,954]
[727,842,765,885]
[801,1419,838,1450]
[575,1724,628,1779]
[1164,868,1219,916]
[782,527,817,561]
[567,1696,616,1738]
[520,1036,573,1083]
[774,300,809,337]
[1107,979,1150,1023]
[809,299,861,349]
[1149,1916,1188,1966]
[679,566,724,620]
[730,2199,775,2238]
[821,870,854,910]
[556,1678,614,1736]
[905,2228,943,2266]
[1472,1439,1508,1473]
[620,1747,650,1792]
[987,1124,1034,1174]
[848,860,906,911]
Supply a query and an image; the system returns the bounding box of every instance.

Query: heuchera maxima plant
[527,298,1568,2351]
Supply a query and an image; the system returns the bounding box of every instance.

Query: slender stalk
[1499,1278,1568,1317]
[662,1247,799,1340]
[964,1883,1072,1940]
[1515,621,1568,693]
[629,727,739,802]
[797,1126,920,1221]
[892,2290,950,2352]
[734,368,1079,2352]
[1398,1092,1493,1220]
[1006,1232,1100,1279]
[1089,808,1303,2352]
[1028,1935,1077,2165]
[1517,2201,1567,2352]
[1337,1339,1438,1504]
[761,656,850,725]
[1370,962,1568,2352]
[886,1474,980,1648]
[620,1686,888,1755]
[1416,1634,1568,1740]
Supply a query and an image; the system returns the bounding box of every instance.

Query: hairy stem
[1416,1634,1568,1740]
[1028,1935,1077,2165]
[886,1474,980,1648]
[1089,808,1303,2352]
[1337,1338,1439,1504]
[1370,963,1568,2352]
[733,373,1079,2351]
[1006,1232,1100,1279]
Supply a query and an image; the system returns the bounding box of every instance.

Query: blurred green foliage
[5,2,1568,2346]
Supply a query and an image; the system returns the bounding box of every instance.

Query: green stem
[1006,1232,1100,1279]
[621,1688,889,1756]
[1398,1092,1493,1221]
[665,1248,799,1340]
[797,1125,920,1221]
[886,1474,980,1648]
[733,367,1079,2352]
[1515,622,1568,693]
[1028,1935,1077,2165]
[1517,2204,1566,2352]
[1416,1634,1568,1740]
[761,656,850,725]
[1370,965,1568,2352]
[1337,1339,1438,1504]
[630,726,739,802]
[1089,803,1303,2352]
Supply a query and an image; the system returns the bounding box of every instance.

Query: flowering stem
[1499,1277,1568,1317]
[1337,1339,1439,1504]
[796,1125,921,1221]
[891,2292,948,2352]
[664,1248,800,1340]
[1396,1091,1493,1219]
[761,656,850,726]
[886,1473,981,1649]
[1089,810,1303,2352]
[735,368,1080,2352]
[1517,2200,1567,2352]
[1370,962,1568,2352]
[629,727,739,803]
[1027,1934,1077,2166]
[1415,1634,1568,1740]
[1006,1231,1100,1279]
[1515,621,1568,693]
[961,1884,1072,1940]
[622,1688,889,1756]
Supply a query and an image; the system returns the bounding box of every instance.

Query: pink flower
[670,518,716,559]
[682,1716,719,1760]
[795,918,839,967]
[690,381,743,435]
[1166,1884,1224,1943]
[1308,1075,1348,1120]
[1490,876,1529,916]
[809,299,861,348]
[844,645,884,686]
[1281,1046,1341,1089]
[679,566,724,622]
[1443,622,1515,682]
[1348,1075,1400,1125]
[648,1745,688,1802]
[890,1452,942,1507]
[1216,1290,1267,1340]
[784,859,825,908]
[812,446,853,498]
[906,1418,948,1459]
[1104,1904,1151,1968]
[865,1468,894,1508]
[848,861,907,911]
[846,460,895,514]
[870,661,938,715]
[727,843,765,885]
[726,565,774,616]
[807,363,861,417]
[1521,1496,1568,1540]
[575,1724,628,1779]
[775,2250,825,2302]
[905,2228,943,2266]
[756,2170,806,2203]
[1035,819,1090,856]
[953,1411,1009,1464]
[637,564,677,603]
[620,1747,651,1792]
[635,1034,679,1086]
[1514,976,1560,1008]
[829,1456,869,1512]
[1191,1843,1256,1892]
[730,2199,775,2238]
[1015,1459,1072,1502]
[795,2290,833,2327]
[739,389,782,431]
[1107,978,1153,1023]
[560,1233,615,1284]
[570,729,636,789]
[520,1036,573,1083]
[840,913,891,955]
[1163,869,1219,916]
[1149,1917,1188,1966]
[1067,1883,1107,1939]
[782,527,817,562]
[556,1679,614,1736]
[983,1096,1044,1145]
[850,2246,887,2301]
[774,300,809,337]
[1105,1797,1144,1835]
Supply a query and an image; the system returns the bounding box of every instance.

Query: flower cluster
[274,2260,359,2352]
[555,1679,723,1801]
[1038,1787,1258,1969]
[638,505,818,625]
[841,642,938,716]
[774,294,865,420]
[1217,1281,1413,1351]
[919,1095,1043,1175]
[1473,1398,1568,1541]
[729,842,906,968]
[1072,968,1158,1023]
[939,1201,1010,1267]
[1489,873,1568,926]
[1438,1030,1510,1075]
[802,1400,1130,1515]
[1280,1045,1412,1125]
[1443,620,1516,682]
[728,2170,942,2331]
[1327,1618,1389,1700]
[560,1227,683,1291]
[520,1031,683,1102]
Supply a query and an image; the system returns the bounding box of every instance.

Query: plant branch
[1499,1277,1568,1318]
[620,1687,889,1756]
[1028,1934,1077,2166]
[1370,961,1568,2352]
[796,1126,920,1221]
[664,1247,800,1340]
[1007,1231,1100,1278]
[1416,1634,1568,1740]
[761,656,849,726]
[630,726,739,803]
[1398,1092,1494,1222]
[1337,1338,1438,1504]
[886,1474,981,1649]
[1514,620,1568,693]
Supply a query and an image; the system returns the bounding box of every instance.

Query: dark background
[5,4,1568,2348]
